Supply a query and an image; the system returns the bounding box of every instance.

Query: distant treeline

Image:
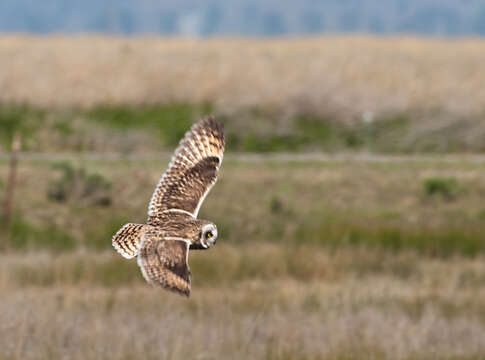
[1,0,485,36]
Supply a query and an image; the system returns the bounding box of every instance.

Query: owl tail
[112,223,153,259]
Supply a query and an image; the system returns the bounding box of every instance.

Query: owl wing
[147,116,224,224]
[137,230,191,296]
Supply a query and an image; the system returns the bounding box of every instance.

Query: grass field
[1,36,485,116]
[1,35,485,359]
[4,103,485,154]
[0,154,484,359]
[1,154,484,256]
[1,36,485,153]
[2,247,485,360]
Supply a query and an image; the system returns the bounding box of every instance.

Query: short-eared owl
[112,117,224,296]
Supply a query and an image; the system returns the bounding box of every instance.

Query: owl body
[112,117,224,296]
[151,211,218,250]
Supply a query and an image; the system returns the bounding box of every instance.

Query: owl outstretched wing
[137,230,191,296]
[147,117,224,224]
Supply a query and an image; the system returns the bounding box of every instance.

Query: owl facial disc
[201,223,218,248]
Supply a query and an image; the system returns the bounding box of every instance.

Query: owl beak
[207,237,216,247]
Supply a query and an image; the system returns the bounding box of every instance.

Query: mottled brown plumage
[147,117,224,224]
[112,117,224,296]
[137,230,191,297]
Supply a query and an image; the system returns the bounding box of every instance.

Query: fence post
[2,132,21,250]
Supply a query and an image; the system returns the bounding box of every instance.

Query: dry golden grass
[1,154,485,359]
[0,155,483,359]
[1,35,485,119]
[2,247,485,360]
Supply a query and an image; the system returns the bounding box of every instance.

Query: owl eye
[205,231,213,239]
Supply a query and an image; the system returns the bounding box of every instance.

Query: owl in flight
[112,117,224,296]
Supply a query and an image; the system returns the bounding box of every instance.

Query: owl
[112,117,224,296]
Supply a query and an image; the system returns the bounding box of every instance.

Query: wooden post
[2,132,21,249]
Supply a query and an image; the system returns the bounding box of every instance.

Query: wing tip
[193,115,224,139]
[171,286,191,297]
[156,284,191,297]
[145,276,191,297]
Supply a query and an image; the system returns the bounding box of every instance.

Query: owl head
[187,219,218,249]
[199,222,218,248]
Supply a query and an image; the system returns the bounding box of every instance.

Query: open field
[1,36,485,153]
[2,247,485,360]
[0,154,484,359]
[1,36,485,116]
[2,34,485,354]
[1,34,484,360]
[1,154,484,256]
[3,103,485,154]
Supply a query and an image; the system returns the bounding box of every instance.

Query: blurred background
[1,1,485,359]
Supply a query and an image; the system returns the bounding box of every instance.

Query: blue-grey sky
[1,0,485,36]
